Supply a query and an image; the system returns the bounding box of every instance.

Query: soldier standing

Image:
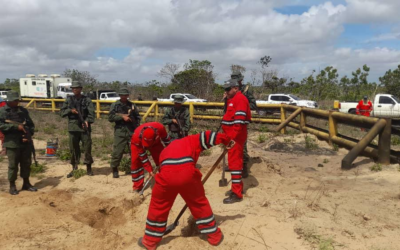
[108,88,141,178]
[60,81,95,177]
[230,71,257,178]
[162,95,190,139]
[0,91,37,195]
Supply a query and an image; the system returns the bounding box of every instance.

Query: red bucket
[46,139,58,157]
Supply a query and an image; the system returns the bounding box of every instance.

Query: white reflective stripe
[235,111,247,116]
[232,180,242,183]
[200,132,207,150]
[132,175,144,182]
[231,171,242,175]
[161,157,194,165]
[196,215,214,225]
[139,152,147,157]
[145,229,164,237]
[141,158,149,163]
[131,168,144,174]
[209,132,216,146]
[221,120,247,125]
[146,220,167,227]
[200,226,217,234]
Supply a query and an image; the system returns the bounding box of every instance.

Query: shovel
[219,155,228,187]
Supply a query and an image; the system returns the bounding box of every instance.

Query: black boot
[9,181,19,195]
[86,164,94,176]
[67,165,78,178]
[225,190,245,196]
[242,164,249,179]
[112,167,119,178]
[22,178,38,192]
[223,193,243,204]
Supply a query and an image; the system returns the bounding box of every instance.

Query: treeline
[2,57,400,102]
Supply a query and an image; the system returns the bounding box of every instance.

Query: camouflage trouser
[110,129,131,169]
[169,131,188,140]
[69,131,93,165]
[7,145,32,182]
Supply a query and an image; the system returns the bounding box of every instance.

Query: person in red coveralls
[221,79,251,204]
[356,96,373,117]
[137,131,234,250]
[0,97,6,155]
[130,122,172,192]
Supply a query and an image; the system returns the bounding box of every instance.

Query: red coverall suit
[141,131,231,249]
[221,91,251,199]
[356,100,373,117]
[131,122,172,191]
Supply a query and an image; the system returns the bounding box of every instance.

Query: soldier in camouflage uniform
[108,88,141,178]
[60,81,95,177]
[230,71,257,178]
[162,95,191,139]
[0,91,37,195]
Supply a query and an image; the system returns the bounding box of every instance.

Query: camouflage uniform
[231,71,257,178]
[60,81,95,177]
[162,95,191,139]
[0,91,37,195]
[108,88,141,177]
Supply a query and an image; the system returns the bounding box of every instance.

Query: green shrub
[259,126,269,133]
[73,169,87,179]
[201,149,212,156]
[30,163,47,176]
[118,157,131,172]
[57,149,71,161]
[370,164,382,172]
[305,135,318,150]
[391,136,400,146]
[257,134,267,143]
[332,143,339,151]
[323,159,329,164]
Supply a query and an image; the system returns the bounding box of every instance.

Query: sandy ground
[1,134,400,250]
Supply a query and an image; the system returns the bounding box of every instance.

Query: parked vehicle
[19,74,72,99]
[339,94,400,118]
[256,94,318,108]
[157,93,207,103]
[0,90,8,99]
[87,90,120,101]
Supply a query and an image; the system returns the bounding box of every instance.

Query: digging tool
[164,147,229,236]
[139,165,160,198]
[219,155,228,187]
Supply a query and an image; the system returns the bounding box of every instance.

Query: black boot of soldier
[9,181,19,195]
[86,164,94,176]
[22,178,38,192]
[67,165,78,178]
[242,164,249,179]
[112,167,119,178]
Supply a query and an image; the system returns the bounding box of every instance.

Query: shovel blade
[219,178,228,187]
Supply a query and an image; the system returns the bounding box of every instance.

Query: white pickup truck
[157,93,207,103]
[339,94,400,118]
[256,94,318,108]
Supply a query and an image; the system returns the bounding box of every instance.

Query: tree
[258,56,272,68]
[157,63,180,82]
[298,66,340,101]
[339,65,377,101]
[172,59,216,99]
[230,64,246,74]
[380,65,400,98]
[63,69,98,91]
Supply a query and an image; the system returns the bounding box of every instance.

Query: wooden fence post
[280,105,286,134]
[328,111,338,145]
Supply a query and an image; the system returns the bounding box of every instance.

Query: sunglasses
[224,87,232,92]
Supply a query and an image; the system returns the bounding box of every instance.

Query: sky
[0,0,399,84]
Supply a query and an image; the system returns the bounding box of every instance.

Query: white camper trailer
[19,74,72,98]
